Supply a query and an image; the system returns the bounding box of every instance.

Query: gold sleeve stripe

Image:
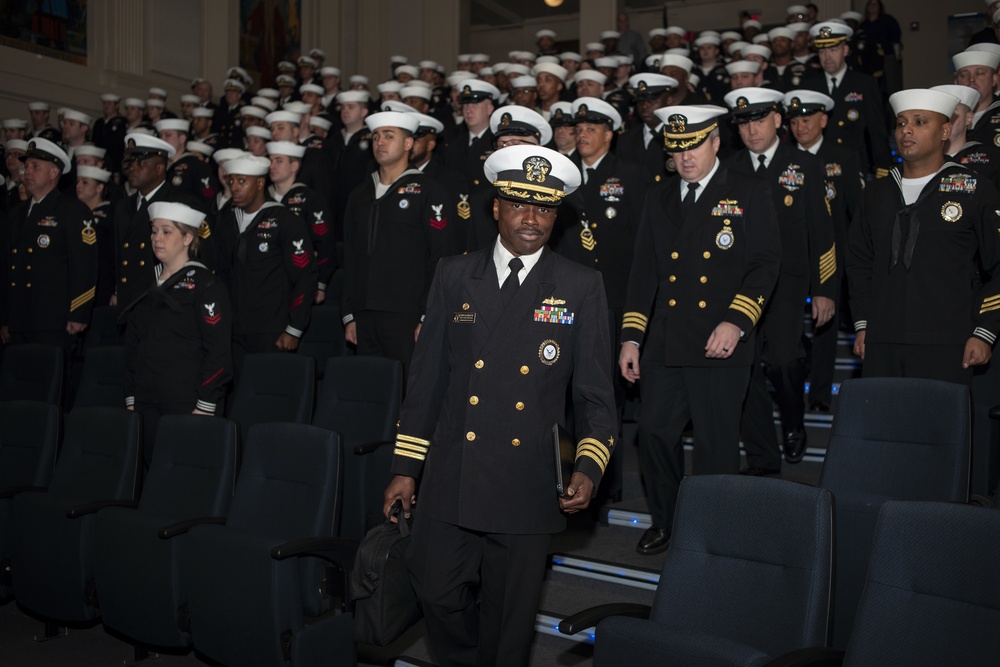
[394,442,428,454]
[393,449,426,461]
[982,295,1000,305]
[819,256,837,284]
[819,244,836,266]
[729,301,760,325]
[733,294,762,318]
[396,433,431,446]
[575,449,608,474]
[981,302,1000,315]
[70,286,96,312]
[623,311,648,325]
[578,437,611,461]
[622,318,648,333]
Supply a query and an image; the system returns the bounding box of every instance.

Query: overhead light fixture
[544,0,564,7]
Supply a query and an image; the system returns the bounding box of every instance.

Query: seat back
[228,354,315,429]
[312,356,402,539]
[651,475,834,656]
[819,377,970,647]
[84,306,122,350]
[47,408,141,502]
[74,346,126,409]
[139,415,239,518]
[845,501,1000,666]
[0,401,60,488]
[298,304,349,377]
[226,422,342,539]
[0,344,63,405]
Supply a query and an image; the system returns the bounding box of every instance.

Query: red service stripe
[291,254,311,267]
[201,367,225,386]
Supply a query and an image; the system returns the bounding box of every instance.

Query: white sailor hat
[536,29,556,39]
[191,107,214,119]
[400,85,432,101]
[309,48,326,60]
[320,67,341,78]
[379,100,415,113]
[518,51,537,63]
[492,63,510,74]
[649,28,668,39]
[585,42,605,53]
[930,84,981,111]
[180,94,201,105]
[654,104,727,150]
[743,19,763,30]
[283,101,313,115]
[726,61,761,76]
[276,75,297,87]
[186,141,214,157]
[245,126,272,140]
[63,109,92,125]
[505,64,531,77]
[266,110,303,125]
[413,113,445,136]
[752,34,771,44]
[484,144,580,204]
[390,55,408,65]
[418,60,439,71]
[769,27,796,41]
[953,49,1000,72]
[530,63,567,83]
[787,4,808,17]
[129,127,155,136]
[2,118,27,129]
[729,41,750,55]
[490,106,552,145]
[600,30,621,40]
[644,54,663,69]
[994,7,1000,25]
[300,83,325,96]
[615,54,634,66]
[560,51,583,62]
[364,111,421,134]
[350,74,370,85]
[74,144,106,159]
[694,34,720,47]
[124,133,176,159]
[223,78,246,93]
[810,21,854,48]
[510,75,538,90]
[535,55,560,65]
[240,105,268,120]
[788,22,810,34]
[298,56,318,68]
[783,90,835,116]
[123,97,146,109]
[720,31,742,42]
[155,119,190,133]
[479,67,495,77]
[27,101,49,112]
[549,101,574,127]
[573,70,607,85]
[889,89,960,119]
[21,138,71,173]
[841,11,863,23]
[56,107,68,117]
[101,93,121,103]
[471,53,490,63]
[337,91,370,104]
[594,57,619,69]
[967,42,1000,58]
[148,86,167,98]
[457,54,472,63]
[724,87,785,122]
[266,140,306,158]
[213,148,247,163]
[6,139,28,152]
[395,64,420,79]
[660,54,694,74]
[77,165,112,183]
[258,89,280,102]
[378,81,405,94]
[701,30,721,38]
[689,72,701,87]
[458,80,501,103]
[743,44,773,60]
[146,99,165,109]
[629,73,678,98]
[572,97,622,131]
[223,154,271,176]
[665,26,686,37]
[148,201,205,230]
[407,79,432,89]
[251,96,277,112]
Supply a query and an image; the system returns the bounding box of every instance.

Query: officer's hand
[109,294,118,306]
[192,409,212,416]
[619,343,641,382]
[963,337,992,368]
[559,472,594,514]
[853,330,866,360]
[275,332,300,351]
[414,323,422,342]
[345,321,357,345]
[314,289,325,304]
[384,475,417,521]
[812,296,836,328]
[705,322,741,358]
[66,321,88,335]
[0,325,9,344]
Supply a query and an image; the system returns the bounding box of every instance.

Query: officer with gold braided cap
[620,105,780,556]
[385,144,616,667]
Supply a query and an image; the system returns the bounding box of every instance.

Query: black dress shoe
[783,427,807,464]
[637,526,671,555]
[809,400,830,413]
[739,464,781,477]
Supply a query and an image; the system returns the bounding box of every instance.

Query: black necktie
[682,181,699,215]
[585,167,596,185]
[756,154,767,173]
[829,77,837,94]
[500,257,524,308]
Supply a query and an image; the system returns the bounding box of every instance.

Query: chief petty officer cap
[77,165,112,183]
[223,154,270,176]
[953,48,1000,72]
[726,61,760,75]
[266,140,307,158]
[298,56,318,68]
[654,104,728,151]
[484,144,580,206]
[277,61,296,74]
[629,73,678,100]
[155,119,190,134]
[276,75,296,87]
[223,78,246,93]
[571,97,623,131]
[148,201,205,230]
[930,84,981,112]
[124,132,177,160]
[725,87,786,123]
[21,137,71,174]
[458,80,501,104]
[548,101,574,127]
[810,21,854,48]
[380,100,416,113]
[889,88,961,120]
[783,90,835,117]
[413,113,445,137]
[74,144,107,159]
[364,110,421,135]
[490,106,553,145]
[186,141,214,157]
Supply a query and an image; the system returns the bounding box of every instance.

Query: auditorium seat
[819,377,970,648]
[0,344,63,405]
[93,414,238,652]
[559,475,834,666]
[298,304,349,379]
[73,346,126,409]
[8,408,141,625]
[312,356,402,540]
[83,306,122,351]
[228,353,315,430]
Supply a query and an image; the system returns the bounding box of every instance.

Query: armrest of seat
[763,647,846,667]
[353,439,394,456]
[66,499,138,518]
[270,536,359,571]
[0,485,46,499]
[989,405,1000,420]
[557,603,652,635]
[158,516,226,539]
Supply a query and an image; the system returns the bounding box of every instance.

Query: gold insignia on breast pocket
[941,202,963,222]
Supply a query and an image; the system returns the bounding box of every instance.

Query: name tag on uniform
[453,312,476,323]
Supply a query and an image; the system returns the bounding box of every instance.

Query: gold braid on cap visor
[663,121,719,151]
[492,180,566,203]
[812,36,848,49]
